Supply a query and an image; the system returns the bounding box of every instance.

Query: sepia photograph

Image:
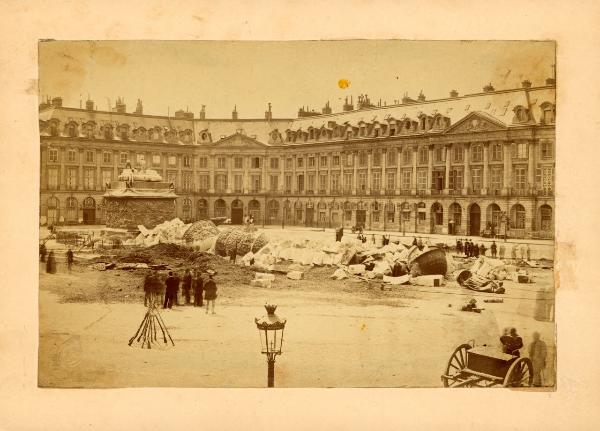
[37,40,556,389]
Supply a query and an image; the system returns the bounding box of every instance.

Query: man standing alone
[204,272,218,315]
[528,332,548,387]
[182,269,192,305]
[193,270,204,307]
[66,248,74,272]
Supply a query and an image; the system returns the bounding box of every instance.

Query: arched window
[487,203,502,230]
[267,200,279,221]
[248,199,261,220]
[47,197,59,225]
[83,197,96,208]
[197,199,208,220]
[449,203,462,227]
[214,199,226,218]
[510,204,526,229]
[66,197,78,222]
[49,121,59,137]
[182,198,192,221]
[431,202,443,226]
[539,205,553,231]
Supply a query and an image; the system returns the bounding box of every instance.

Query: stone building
[39,79,555,239]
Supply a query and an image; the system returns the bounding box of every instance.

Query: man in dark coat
[40,243,47,262]
[464,240,470,257]
[163,271,179,309]
[479,243,486,257]
[66,248,74,272]
[456,239,463,255]
[491,241,498,258]
[182,269,192,304]
[473,243,480,258]
[193,270,204,307]
[204,273,218,315]
[501,328,524,356]
[46,251,56,274]
[143,269,161,307]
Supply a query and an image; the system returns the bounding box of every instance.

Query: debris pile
[127,218,220,249]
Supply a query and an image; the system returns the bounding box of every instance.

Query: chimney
[417,90,426,102]
[265,102,273,121]
[134,99,143,114]
[521,79,532,89]
[343,96,354,112]
[115,97,126,113]
[322,101,332,115]
[51,96,63,107]
[483,83,495,93]
[545,77,556,85]
[86,97,94,111]
[232,105,238,120]
[450,90,459,98]
[199,105,206,120]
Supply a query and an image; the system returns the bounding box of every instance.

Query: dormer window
[513,106,530,123]
[540,102,555,125]
[420,116,427,130]
[103,126,113,140]
[49,122,59,137]
[67,123,78,137]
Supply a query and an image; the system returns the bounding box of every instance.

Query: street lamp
[255,304,287,388]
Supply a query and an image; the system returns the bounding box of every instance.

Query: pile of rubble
[125,218,219,250]
[239,236,449,287]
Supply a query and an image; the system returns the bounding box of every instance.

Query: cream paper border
[1,0,599,429]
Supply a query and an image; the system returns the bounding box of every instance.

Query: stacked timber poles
[128,293,175,349]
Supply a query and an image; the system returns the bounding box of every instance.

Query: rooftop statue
[118,160,163,184]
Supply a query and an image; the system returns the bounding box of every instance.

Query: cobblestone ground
[39,227,556,388]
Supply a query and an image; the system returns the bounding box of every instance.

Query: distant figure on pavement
[473,243,480,258]
[528,332,548,387]
[193,270,204,307]
[45,251,56,274]
[40,243,47,262]
[499,242,506,260]
[66,248,74,272]
[520,243,526,261]
[526,244,531,261]
[511,244,517,262]
[479,243,486,257]
[491,241,497,258]
[182,269,192,305]
[163,271,179,309]
[456,238,463,254]
[204,273,218,315]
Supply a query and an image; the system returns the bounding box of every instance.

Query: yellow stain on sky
[338,79,350,89]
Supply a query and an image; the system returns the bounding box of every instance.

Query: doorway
[231,199,243,224]
[469,204,481,236]
[356,210,366,227]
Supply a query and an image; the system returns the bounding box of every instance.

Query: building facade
[39,80,555,239]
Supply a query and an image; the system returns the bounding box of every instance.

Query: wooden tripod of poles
[128,293,175,349]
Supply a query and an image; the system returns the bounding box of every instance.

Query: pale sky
[39,40,555,119]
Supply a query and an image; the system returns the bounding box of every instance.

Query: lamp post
[255,304,287,388]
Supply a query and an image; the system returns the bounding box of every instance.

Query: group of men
[456,239,532,261]
[456,239,487,258]
[143,268,218,314]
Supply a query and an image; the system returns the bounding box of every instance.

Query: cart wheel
[503,357,533,387]
[442,343,472,387]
